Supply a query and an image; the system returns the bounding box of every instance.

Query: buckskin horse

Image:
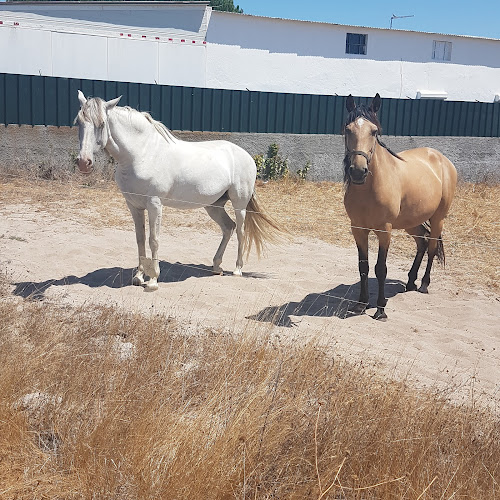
[343,93,457,320]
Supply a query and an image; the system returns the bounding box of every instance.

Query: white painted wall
[0,4,209,87]
[205,42,500,102]
[207,12,500,66]
[52,32,108,81]
[159,42,207,87]
[205,12,500,102]
[0,3,210,39]
[0,25,53,76]
[0,3,499,102]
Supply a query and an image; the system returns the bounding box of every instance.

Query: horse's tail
[436,235,445,266]
[420,221,445,266]
[243,193,286,258]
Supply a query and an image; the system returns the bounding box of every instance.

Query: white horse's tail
[243,193,287,258]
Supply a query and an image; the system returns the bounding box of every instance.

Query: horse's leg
[351,227,370,314]
[233,206,246,276]
[144,197,162,292]
[419,217,444,294]
[374,226,392,320]
[127,202,147,286]
[405,225,429,291]
[205,198,236,275]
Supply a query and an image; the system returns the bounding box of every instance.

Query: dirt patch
[1,178,499,411]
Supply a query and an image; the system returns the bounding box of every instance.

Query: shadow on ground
[12,261,271,300]
[247,278,406,326]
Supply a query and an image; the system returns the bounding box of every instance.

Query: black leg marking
[353,247,369,314]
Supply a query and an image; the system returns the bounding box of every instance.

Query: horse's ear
[346,94,356,113]
[105,95,122,110]
[77,90,87,107]
[370,93,381,114]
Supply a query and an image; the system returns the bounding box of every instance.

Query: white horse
[76,91,282,291]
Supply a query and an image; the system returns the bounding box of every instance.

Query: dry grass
[1,281,499,499]
[1,172,500,497]
[1,172,498,291]
[258,178,500,292]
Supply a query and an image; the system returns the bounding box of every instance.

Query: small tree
[209,0,243,13]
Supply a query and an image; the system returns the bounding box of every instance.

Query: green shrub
[254,143,289,181]
[296,160,311,181]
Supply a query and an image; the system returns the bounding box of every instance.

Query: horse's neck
[370,144,395,178]
[106,108,164,165]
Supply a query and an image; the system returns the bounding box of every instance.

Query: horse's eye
[371,130,377,136]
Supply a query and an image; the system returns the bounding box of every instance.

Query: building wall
[206,12,500,102]
[1,4,499,102]
[0,3,209,86]
[207,42,500,101]
[207,12,500,65]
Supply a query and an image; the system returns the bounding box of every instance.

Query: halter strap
[346,150,371,161]
[345,135,378,165]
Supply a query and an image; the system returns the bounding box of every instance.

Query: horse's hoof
[405,283,417,292]
[351,302,368,315]
[373,308,388,321]
[144,282,159,292]
[418,285,429,294]
[233,268,243,277]
[132,276,145,287]
[212,267,224,276]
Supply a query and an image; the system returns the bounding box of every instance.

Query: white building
[1,1,499,102]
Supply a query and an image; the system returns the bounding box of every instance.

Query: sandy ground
[1,202,499,412]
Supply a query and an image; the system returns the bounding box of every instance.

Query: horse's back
[399,147,456,188]
[120,138,256,210]
[178,138,256,181]
[397,147,457,216]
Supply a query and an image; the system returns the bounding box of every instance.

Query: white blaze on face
[356,118,365,128]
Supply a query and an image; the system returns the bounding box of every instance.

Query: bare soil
[1,178,499,411]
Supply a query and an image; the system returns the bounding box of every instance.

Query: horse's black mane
[343,104,404,184]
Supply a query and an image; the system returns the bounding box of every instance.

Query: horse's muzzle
[77,157,94,175]
[349,166,368,184]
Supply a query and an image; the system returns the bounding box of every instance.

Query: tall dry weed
[1,275,499,499]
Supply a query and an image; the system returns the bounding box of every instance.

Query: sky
[241,0,500,40]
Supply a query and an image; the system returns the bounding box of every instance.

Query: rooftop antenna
[390,14,414,29]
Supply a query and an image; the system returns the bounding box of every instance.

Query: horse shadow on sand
[247,278,405,327]
[12,261,271,300]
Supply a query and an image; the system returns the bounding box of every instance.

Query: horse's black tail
[436,236,445,266]
[420,221,445,266]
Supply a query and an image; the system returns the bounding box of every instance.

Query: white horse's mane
[76,97,178,145]
[140,110,179,145]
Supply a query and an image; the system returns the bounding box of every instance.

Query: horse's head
[343,93,381,185]
[75,91,121,174]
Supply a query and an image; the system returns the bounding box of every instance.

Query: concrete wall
[1,125,498,183]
